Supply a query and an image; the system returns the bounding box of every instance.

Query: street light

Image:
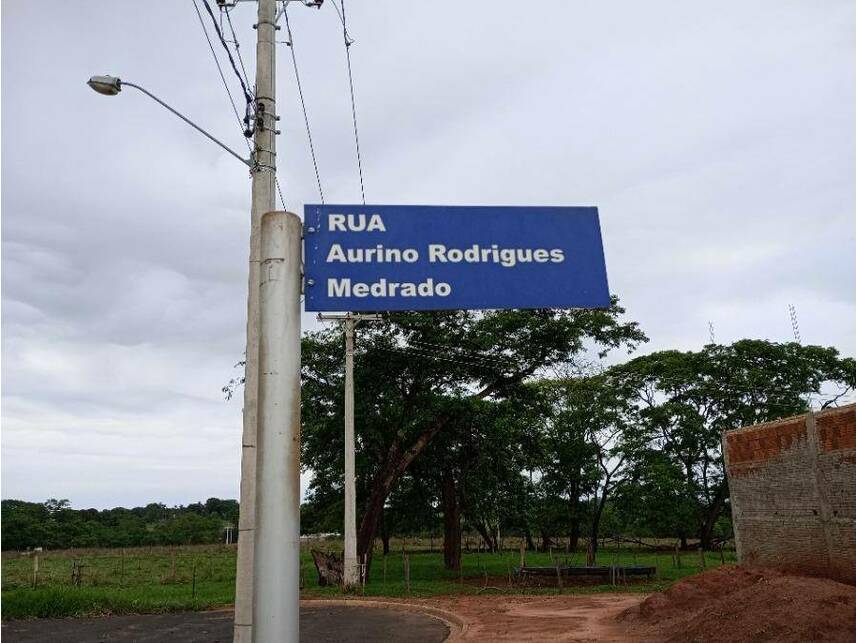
[86,75,252,167]
[87,75,121,96]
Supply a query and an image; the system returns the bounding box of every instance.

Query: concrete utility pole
[88,2,304,640]
[318,312,382,588]
[253,211,303,642]
[235,0,278,640]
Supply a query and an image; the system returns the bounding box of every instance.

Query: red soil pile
[619,565,855,642]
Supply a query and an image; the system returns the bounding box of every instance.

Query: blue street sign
[303,205,611,312]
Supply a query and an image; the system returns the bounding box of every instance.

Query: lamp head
[87,75,122,96]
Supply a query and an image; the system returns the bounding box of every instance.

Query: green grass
[1,541,736,619]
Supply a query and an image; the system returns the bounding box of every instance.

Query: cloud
[2,0,853,508]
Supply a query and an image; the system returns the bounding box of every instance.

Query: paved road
[1,605,450,643]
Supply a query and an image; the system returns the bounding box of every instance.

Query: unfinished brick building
[724,404,855,583]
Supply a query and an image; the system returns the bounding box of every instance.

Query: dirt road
[414,593,647,641]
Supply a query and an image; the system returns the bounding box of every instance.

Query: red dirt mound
[619,565,855,642]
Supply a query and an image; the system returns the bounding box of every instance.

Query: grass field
[1,539,736,619]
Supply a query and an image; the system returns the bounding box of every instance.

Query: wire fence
[2,535,735,594]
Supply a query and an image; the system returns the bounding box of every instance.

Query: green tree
[538,375,637,553]
[612,340,855,549]
[302,302,646,576]
[424,396,536,568]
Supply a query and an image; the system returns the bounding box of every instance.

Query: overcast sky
[2,1,854,510]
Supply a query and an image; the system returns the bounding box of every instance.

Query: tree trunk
[568,480,581,552]
[380,506,390,556]
[474,521,496,552]
[356,416,452,579]
[539,528,553,552]
[568,522,580,553]
[525,528,536,552]
[356,477,388,575]
[590,492,609,555]
[441,471,461,570]
[699,482,728,550]
[310,550,343,586]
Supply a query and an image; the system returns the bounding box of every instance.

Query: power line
[275,176,287,212]
[221,4,253,92]
[404,344,515,369]
[330,0,366,204]
[199,0,254,106]
[197,0,255,138]
[623,374,851,396]
[328,0,349,34]
[191,0,253,151]
[282,5,325,203]
[405,339,522,368]
[364,348,850,411]
[376,346,508,371]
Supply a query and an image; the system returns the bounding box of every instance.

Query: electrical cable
[330,0,366,204]
[283,5,326,203]
[404,345,517,369]
[619,375,853,399]
[222,5,253,92]
[198,0,255,106]
[191,0,253,151]
[405,339,521,367]
[376,346,506,371]
[275,176,288,212]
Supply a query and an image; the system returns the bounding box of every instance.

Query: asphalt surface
[1,605,450,643]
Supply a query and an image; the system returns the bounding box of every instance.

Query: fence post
[519,540,526,570]
[32,552,40,588]
[403,553,410,596]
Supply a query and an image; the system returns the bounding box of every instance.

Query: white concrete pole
[234,0,277,640]
[317,313,380,590]
[253,211,302,643]
[343,315,358,587]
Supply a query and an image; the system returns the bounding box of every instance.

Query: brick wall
[724,404,855,583]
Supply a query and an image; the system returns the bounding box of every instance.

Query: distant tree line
[1,498,238,551]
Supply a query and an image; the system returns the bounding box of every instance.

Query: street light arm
[120,81,252,168]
